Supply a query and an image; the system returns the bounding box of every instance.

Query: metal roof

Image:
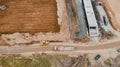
[83,0,98,27]
[96,6,108,21]
[82,0,99,37]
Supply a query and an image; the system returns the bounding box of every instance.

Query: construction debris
[0,5,6,10]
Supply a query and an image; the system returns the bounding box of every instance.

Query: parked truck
[53,46,76,51]
[103,16,108,26]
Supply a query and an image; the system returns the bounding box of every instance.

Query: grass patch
[0,54,72,67]
[0,55,51,67]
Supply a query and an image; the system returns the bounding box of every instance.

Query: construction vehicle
[53,46,75,51]
[103,16,108,26]
[40,40,49,46]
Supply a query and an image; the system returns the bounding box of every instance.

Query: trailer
[53,46,76,51]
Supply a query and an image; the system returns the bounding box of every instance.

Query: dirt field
[103,0,120,31]
[108,0,120,22]
[0,0,60,34]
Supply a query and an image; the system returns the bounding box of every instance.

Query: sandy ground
[108,0,120,24]
[103,0,120,31]
[0,0,59,33]
[0,41,120,67]
[0,39,120,54]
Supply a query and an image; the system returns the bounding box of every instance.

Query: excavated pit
[0,0,60,34]
[0,0,70,45]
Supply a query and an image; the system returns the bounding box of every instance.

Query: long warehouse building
[82,0,99,37]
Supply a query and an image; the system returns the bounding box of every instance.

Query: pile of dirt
[0,37,7,45]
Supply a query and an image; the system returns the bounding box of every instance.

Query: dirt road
[0,40,120,54]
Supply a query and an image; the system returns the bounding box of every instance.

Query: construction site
[0,0,120,67]
[0,0,70,45]
[0,0,119,45]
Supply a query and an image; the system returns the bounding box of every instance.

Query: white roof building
[82,0,99,36]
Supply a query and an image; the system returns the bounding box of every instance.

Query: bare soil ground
[108,0,120,23]
[0,0,70,44]
[103,0,120,31]
[0,0,60,34]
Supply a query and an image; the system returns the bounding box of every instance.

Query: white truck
[53,46,76,51]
